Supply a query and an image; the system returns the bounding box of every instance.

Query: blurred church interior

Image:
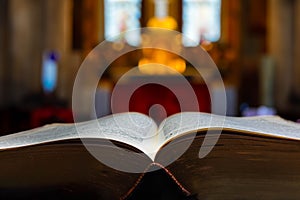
[1,0,300,135]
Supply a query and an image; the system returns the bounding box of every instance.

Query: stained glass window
[104,0,142,46]
[182,0,221,47]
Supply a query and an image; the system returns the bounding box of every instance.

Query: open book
[1,112,300,199]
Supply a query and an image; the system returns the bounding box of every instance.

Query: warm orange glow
[138,49,186,75]
[170,58,186,73]
[147,16,178,30]
[138,6,185,75]
[138,62,185,75]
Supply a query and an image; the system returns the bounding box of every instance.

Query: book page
[0,113,158,155]
[77,112,159,153]
[157,112,223,142]
[223,115,300,139]
[157,112,300,148]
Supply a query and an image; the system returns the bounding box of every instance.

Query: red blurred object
[31,107,73,128]
[112,82,211,119]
